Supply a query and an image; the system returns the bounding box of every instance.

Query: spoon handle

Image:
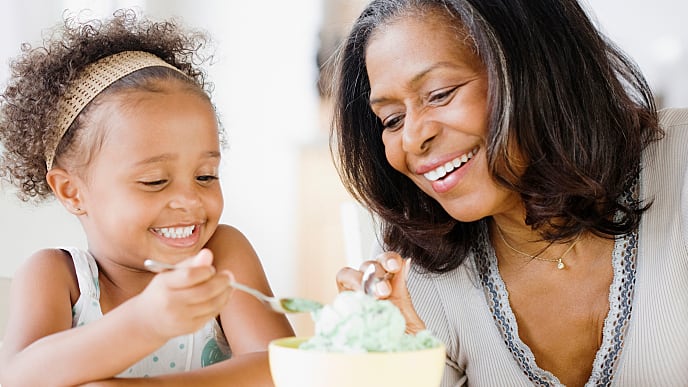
[227,281,273,303]
[143,259,177,273]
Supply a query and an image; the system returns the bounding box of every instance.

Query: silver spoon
[143,259,323,314]
[361,262,394,296]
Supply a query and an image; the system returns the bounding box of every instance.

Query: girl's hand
[135,249,234,340]
[336,251,427,334]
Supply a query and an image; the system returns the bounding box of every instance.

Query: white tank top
[67,247,231,377]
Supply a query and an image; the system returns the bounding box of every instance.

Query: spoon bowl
[143,259,323,314]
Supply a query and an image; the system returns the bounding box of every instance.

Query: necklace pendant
[557,259,565,270]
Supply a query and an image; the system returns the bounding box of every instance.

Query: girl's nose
[168,183,202,210]
[401,112,439,154]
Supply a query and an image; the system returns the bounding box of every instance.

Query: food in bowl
[300,290,440,352]
[269,291,446,387]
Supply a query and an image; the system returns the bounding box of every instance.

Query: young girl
[0,9,293,386]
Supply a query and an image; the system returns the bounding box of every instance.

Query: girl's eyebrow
[204,151,222,159]
[134,154,175,166]
[134,151,221,166]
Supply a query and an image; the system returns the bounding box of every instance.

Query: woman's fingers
[358,252,405,298]
[336,266,364,292]
[336,252,406,297]
[335,252,427,334]
[389,258,426,334]
[375,251,404,274]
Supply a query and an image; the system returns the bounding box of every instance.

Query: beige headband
[46,50,185,170]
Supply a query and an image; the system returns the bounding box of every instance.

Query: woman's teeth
[154,225,195,239]
[424,147,478,182]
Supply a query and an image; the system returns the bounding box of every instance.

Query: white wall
[0,1,686,291]
[0,1,90,278]
[582,0,688,108]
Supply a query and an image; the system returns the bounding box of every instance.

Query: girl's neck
[90,252,152,313]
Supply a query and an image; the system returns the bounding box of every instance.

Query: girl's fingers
[158,249,217,289]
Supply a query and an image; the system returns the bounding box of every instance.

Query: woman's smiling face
[366,13,519,222]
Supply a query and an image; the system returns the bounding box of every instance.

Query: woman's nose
[401,112,438,154]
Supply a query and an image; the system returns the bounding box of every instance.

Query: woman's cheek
[382,133,406,174]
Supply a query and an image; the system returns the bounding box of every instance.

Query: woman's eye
[382,114,404,131]
[427,86,458,105]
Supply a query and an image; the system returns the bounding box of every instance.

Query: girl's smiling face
[76,81,223,267]
[366,14,519,222]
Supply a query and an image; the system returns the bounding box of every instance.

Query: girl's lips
[151,223,202,248]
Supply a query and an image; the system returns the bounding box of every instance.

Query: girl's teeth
[155,225,195,239]
[424,147,478,182]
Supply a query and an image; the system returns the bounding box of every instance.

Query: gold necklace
[495,225,580,270]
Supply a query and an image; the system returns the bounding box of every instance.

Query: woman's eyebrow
[369,61,456,106]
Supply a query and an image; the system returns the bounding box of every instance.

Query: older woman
[332,0,688,386]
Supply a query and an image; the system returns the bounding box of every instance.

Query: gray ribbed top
[406,108,688,386]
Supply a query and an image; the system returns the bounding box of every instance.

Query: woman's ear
[46,168,85,215]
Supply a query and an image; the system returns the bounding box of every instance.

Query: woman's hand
[336,251,427,334]
[135,249,234,340]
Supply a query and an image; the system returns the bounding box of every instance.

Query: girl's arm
[81,225,295,386]
[211,225,295,354]
[0,248,231,386]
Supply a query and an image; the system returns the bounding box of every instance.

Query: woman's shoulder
[657,107,688,144]
[644,107,688,170]
[658,107,688,127]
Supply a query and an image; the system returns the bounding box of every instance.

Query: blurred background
[0,0,686,336]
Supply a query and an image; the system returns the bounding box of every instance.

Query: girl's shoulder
[13,248,79,299]
[15,248,76,281]
[205,224,252,257]
[204,224,264,277]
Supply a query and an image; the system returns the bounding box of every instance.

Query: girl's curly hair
[0,8,215,202]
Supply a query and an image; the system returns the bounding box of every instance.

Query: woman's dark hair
[330,0,661,273]
[0,9,216,202]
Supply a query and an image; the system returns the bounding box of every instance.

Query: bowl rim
[269,335,446,355]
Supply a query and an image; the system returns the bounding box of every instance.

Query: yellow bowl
[268,336,446,387]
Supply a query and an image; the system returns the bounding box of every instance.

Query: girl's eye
[197,175,219,183]
[140,180,167,186]
[382,114,405,131]
[427,86,459,105]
